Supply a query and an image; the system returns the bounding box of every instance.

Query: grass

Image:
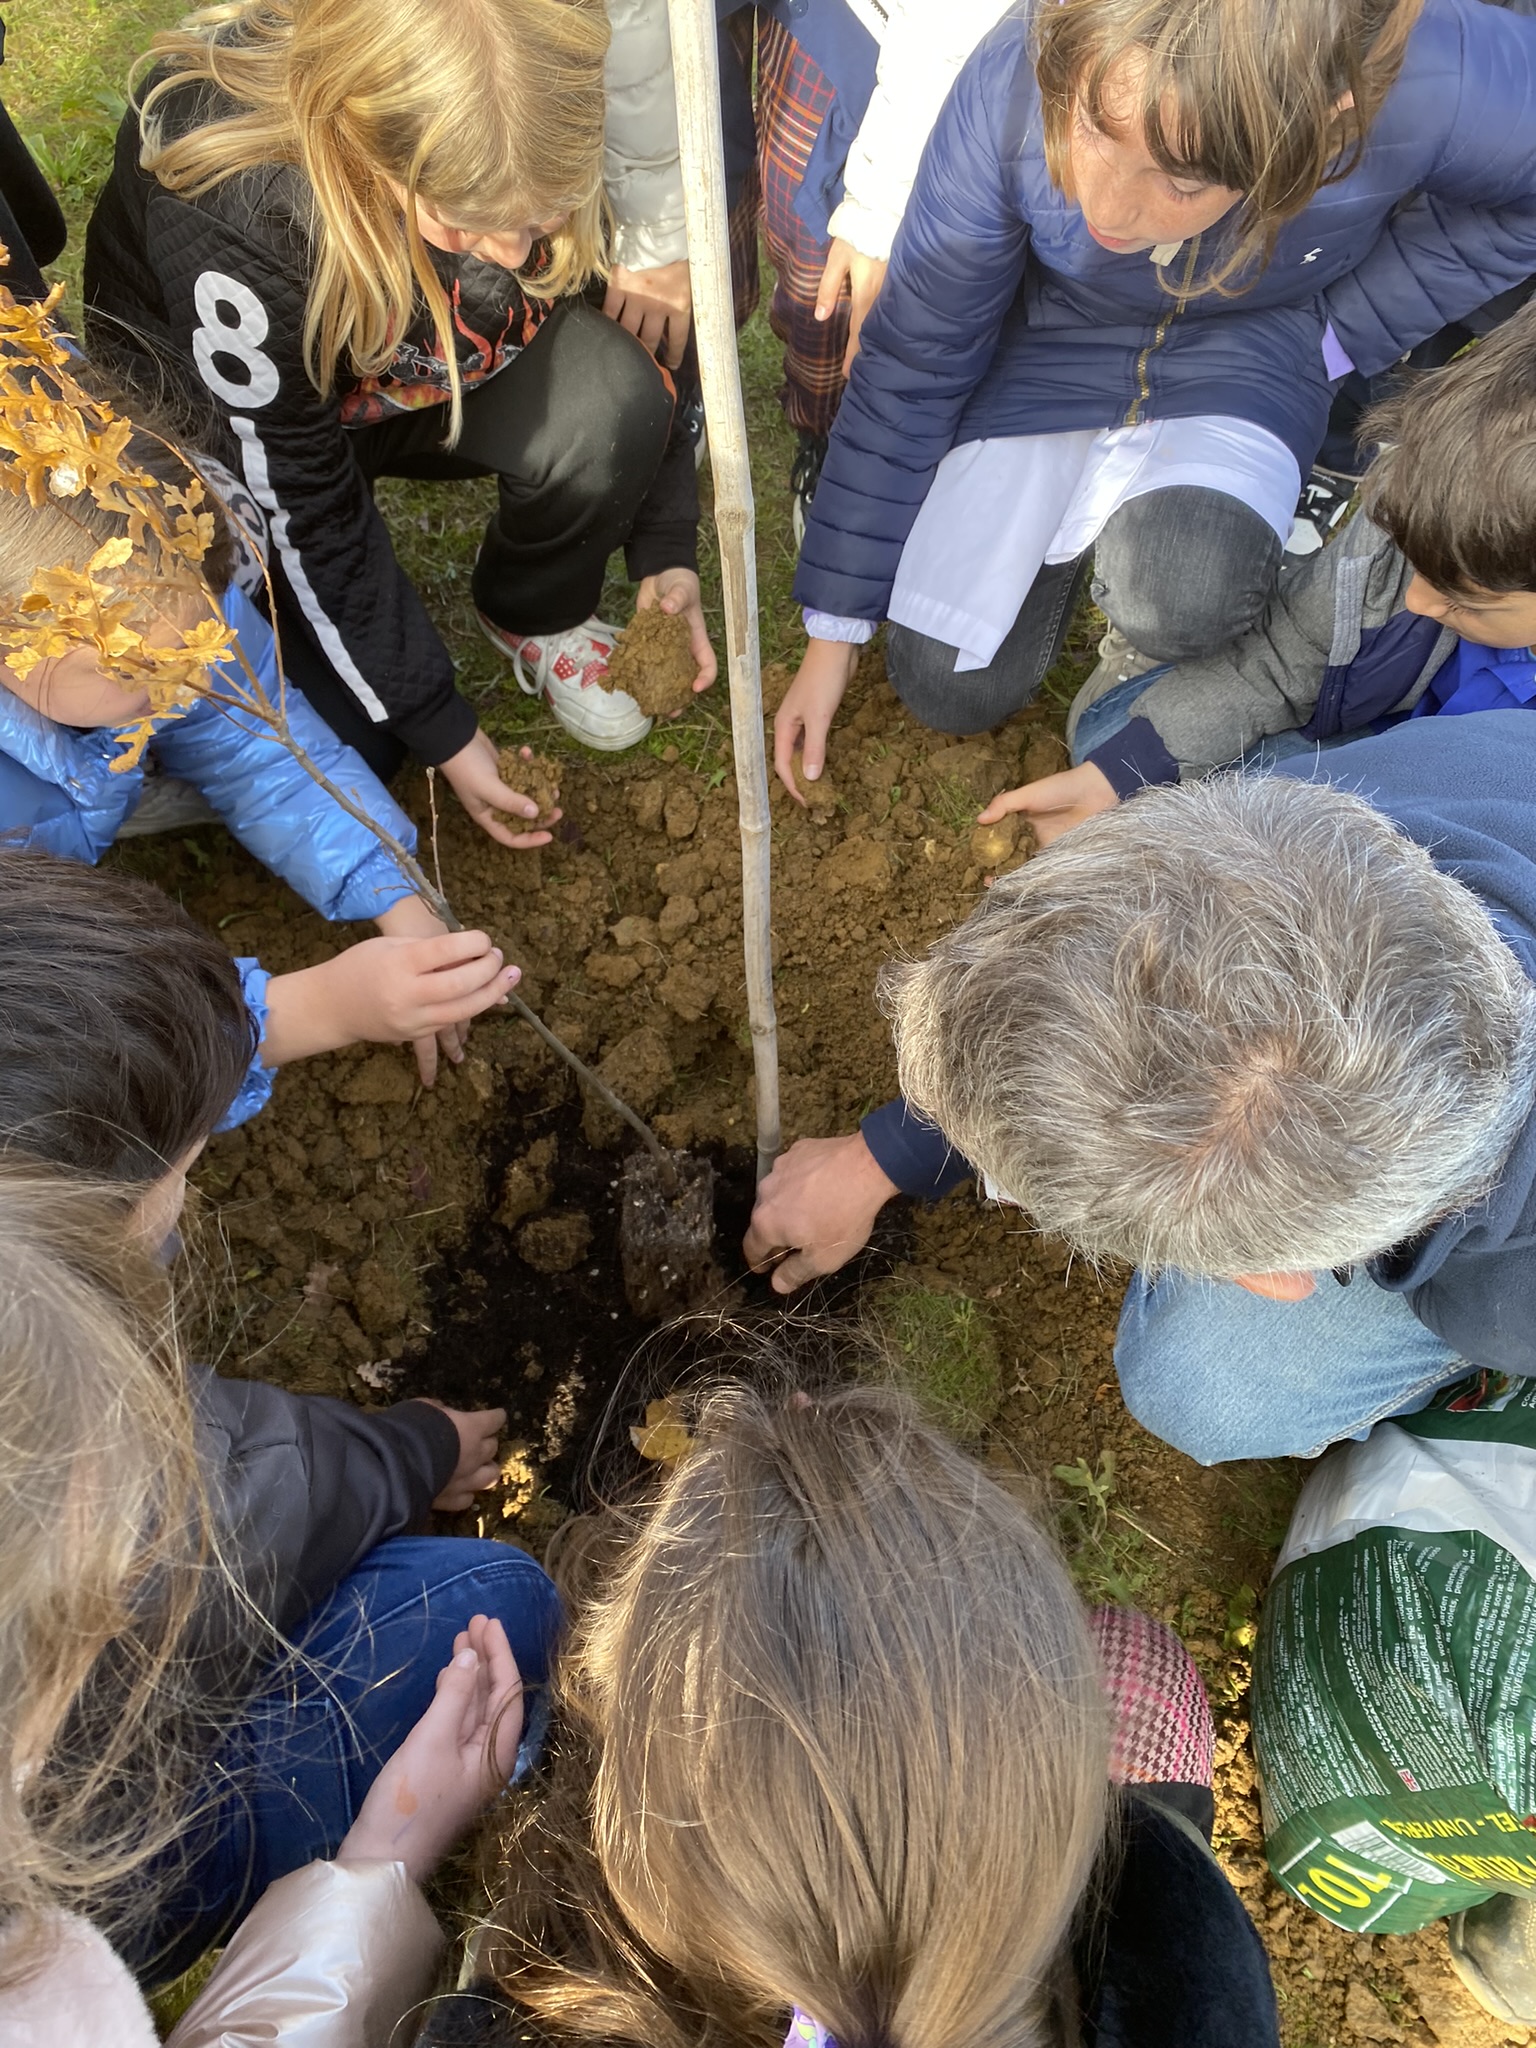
[865,1279,1004,1439]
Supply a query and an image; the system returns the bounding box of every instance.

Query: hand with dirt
[259,923,519,1087]
[635,568,717,698]
[421,1400,507,1510]
[336,1615,524,1884]
[814,238,889,376]
[439,727,557,850]
[978,762,1119,850]
[774,638,860,801]
[603,260,692,368]
[743,1130,900,1293]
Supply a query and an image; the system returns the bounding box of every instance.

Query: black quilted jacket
[83,78,695,766]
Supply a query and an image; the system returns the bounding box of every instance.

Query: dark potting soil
[391,1086,911,1514]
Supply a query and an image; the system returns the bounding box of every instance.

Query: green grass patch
[865,1279,1003,1439]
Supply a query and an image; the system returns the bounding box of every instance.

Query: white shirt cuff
[803,611,877,644]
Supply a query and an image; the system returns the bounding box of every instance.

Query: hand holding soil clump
[604,609,697,717]
[497,745,562,824]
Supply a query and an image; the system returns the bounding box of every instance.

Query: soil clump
[603,607,696,716]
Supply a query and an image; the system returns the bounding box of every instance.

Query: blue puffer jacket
[795,0,1536,621]
[0,583,420,1124]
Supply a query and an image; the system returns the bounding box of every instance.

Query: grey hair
[881,774,1536,1278]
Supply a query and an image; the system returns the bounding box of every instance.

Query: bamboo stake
[664,0,782,1183]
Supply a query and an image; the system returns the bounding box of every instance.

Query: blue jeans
[131,1535,562,1986]
[1116,1268,1468,1464]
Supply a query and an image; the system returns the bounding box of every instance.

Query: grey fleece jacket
[1075,517,1460,791]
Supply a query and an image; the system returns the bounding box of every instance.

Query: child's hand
[603,259,692,367]
[815,237,889,375]
[261,930,519,1085]
[636,568,717,697]
[978,762,1119,849]
[420,1400,507,1510]
[440,728,556,850]
[336,1615,524,1885]
[774,639,860,801]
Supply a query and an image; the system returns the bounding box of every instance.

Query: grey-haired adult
[745,712,1536,1467]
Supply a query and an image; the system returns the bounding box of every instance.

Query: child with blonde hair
[85,0,714,774]
[0,1160,539,2044]
[424,1379,1277,2048]
[779,0,1536,796]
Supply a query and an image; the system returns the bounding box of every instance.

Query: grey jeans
[886,484,1284,734]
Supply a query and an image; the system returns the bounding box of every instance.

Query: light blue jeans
[1116,1268,1468,1465]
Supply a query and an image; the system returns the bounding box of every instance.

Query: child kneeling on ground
[0,1162,536,2044]
[0,333,522,1091]
[0,850,563,1988]
[991,300,1536,848]
[421,1376,1280,2048]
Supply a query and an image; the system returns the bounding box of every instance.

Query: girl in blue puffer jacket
[777,0,1536,797]
[0,381,525,1115]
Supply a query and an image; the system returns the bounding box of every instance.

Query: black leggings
[283,299,675,776]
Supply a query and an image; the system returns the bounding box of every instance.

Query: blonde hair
[0,1164,223,1984]
[1036,0,1422,290]
[487,1377,1111,2048]
[138,0,610,440]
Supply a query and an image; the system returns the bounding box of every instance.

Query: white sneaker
[118,773,221,838]
[477,611,651,751]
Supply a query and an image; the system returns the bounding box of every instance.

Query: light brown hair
[138,0,610,440]
[1364,303,1536,597]
[1036,0,1422,289]
[485,1378,1111,2048]
[0,1165,222,1983]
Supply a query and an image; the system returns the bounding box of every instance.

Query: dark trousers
[887,484,1282,735]
[279,299,675,776]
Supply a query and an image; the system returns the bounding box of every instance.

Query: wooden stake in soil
[665,0,782,1182]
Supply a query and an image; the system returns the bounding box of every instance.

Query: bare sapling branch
[0,269,674,1178]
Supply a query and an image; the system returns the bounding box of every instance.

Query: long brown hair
[485,1379,1111,2047]
[138,0,610,440]
[0,1165,225,1983]
[1036,0,1423,290]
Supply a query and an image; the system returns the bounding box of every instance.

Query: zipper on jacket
[1125,235,1202,427]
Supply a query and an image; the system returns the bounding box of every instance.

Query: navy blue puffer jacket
[795,0,1536,621]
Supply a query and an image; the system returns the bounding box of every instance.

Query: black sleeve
[0,96,65,290]
[106,176,475,765]
[623,354,700,582]
[192,1367,461,1636]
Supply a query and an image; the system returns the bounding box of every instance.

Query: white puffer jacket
[604,0,688,270]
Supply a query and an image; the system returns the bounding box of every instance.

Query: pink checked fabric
[1089,1606,1215,1789]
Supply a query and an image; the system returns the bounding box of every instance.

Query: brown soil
[120,642,1526,2048]
[497,747,562,823]
[603,607,697,716]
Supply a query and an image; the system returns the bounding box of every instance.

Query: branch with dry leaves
[0,271,670,1167]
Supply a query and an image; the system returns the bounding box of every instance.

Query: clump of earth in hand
[604,609,696,716]
[498,747,562,822]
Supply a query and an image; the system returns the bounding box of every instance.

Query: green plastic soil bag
[1253,1373,1536,1935]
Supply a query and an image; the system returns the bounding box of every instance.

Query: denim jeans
[886,484,1282,735]
[1115,1268,1468,1465]
[129,1535,562,1986]
[1069,668,1335,773]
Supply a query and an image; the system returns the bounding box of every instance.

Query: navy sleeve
[1084,716,1182,797]
[862,1097,976,1200]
